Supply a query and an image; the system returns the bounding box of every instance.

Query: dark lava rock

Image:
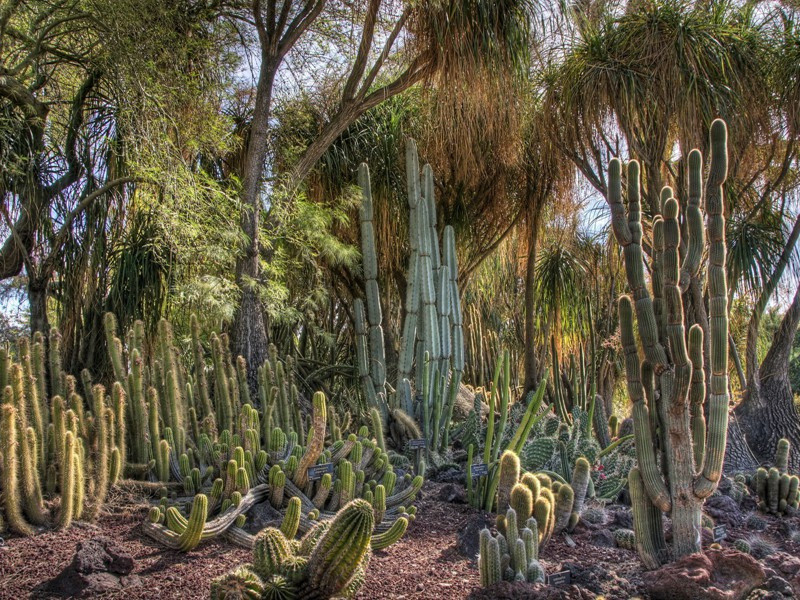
[467,581,595,599]
[642,548,766,600]
[760,576,794,596]
[428,465,466,485]
[42,536,140,598]
[437,482,467,504]
[588,529,615,548]
[457,513,495,560]
[245,500,282,533]
[764,552,800,596]
[562,560,634,597]
[705,494,745,527]
[607,506,633,529]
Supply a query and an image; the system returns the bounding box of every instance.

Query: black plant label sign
[713,525,727,542]
[547,571,571,586]
[470,463,489,477]
[408,439,427,450]
[308,463,334,481]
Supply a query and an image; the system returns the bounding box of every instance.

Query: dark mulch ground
[1,482,798,599]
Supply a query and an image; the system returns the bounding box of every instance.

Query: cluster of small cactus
[752,439,799,515]
[478,512,546,586]
[355,140,465,456]
[102,310,423,549]
[0,332,122,535]
[494,449,589,539]
[520,406,635,502]
[210,499,375,599]
[611,119,731,567]
[141,387,420,552]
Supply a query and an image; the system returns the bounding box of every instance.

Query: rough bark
[230,59,276,388]
[736,282,800,471]
[28,277,50,336]
[523,202,544,396]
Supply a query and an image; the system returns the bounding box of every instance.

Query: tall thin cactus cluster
[0,331,122,535]
[610,119,730,567]
[355,140,465,454]
[107,315,421,553]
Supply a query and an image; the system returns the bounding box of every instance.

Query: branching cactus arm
[611,119,730,565]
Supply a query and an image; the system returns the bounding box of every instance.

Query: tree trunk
[230,60,277,389]
[723,414,759,473]
[523,204,544,396]
[736,282,800,471]
[28,276,50,336]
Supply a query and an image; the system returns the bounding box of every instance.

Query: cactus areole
[610,119,730,565]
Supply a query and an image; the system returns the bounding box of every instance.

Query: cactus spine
[611,119,730,565]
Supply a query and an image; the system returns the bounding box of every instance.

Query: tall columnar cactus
[356,163,387,422]
[1,403,34,535]
[611,119,730,565]
[355,139,465,453]
[294,392,326,489]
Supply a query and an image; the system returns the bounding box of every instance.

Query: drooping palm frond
[726,205,786,298]
[410,0,538,80]
[534,240,587,335]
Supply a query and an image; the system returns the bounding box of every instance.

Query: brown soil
[0,483,798,600]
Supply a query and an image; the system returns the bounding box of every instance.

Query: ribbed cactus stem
[294,392,326,488]
[280,496,302,539]
[371,516,408,550]
[1,403,34,535]
[57,431,77,529]
[496,450,520,514]
[479,528,501,587]
[304,499,374,599]
[775,439,790,474]
[178,494,208,551]
[629,468,665,569]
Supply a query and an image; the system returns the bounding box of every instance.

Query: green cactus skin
[734,539,751,554]
[299,521,331,556]
[522,525,538,561]
[553,484,574,534]
[479,528,501,587]
[775,439,791,474]
[1,403,34,535]
[629,468,665,569]
[209,566,265,600]
[166,494,206,552]
[527,559,546,583]
[611,120,730,565]
[302,499,374,599]
[614,528,636,551]
[533,496,551,547]
[496,450,520,514]
[281,497,302,539]
[254,528,294,580]
[370,516,409,550]
[293,393,326,490]
[569,457,591,530]
[510,483,533,523]
[260,574,298,600]
[56,430,77,529]
[767,468,780,514]
[372,484,386,524]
